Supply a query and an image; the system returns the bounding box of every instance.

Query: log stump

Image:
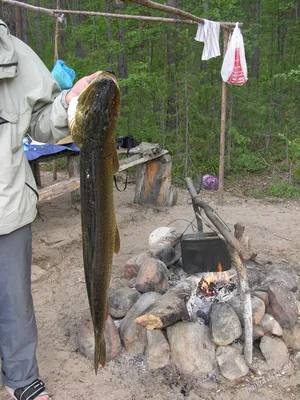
[134,154,177,207]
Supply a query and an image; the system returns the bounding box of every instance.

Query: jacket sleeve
[28,88,70,144]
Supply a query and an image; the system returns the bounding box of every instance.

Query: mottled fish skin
[70,72,121,373]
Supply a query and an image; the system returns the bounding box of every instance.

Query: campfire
[199,263,232,296]
[78,178,299,384]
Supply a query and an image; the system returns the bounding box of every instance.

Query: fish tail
[94,333,106,374]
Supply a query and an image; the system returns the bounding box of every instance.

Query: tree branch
[126,0,242,29]
[0,0,241,28]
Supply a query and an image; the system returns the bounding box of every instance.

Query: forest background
[2,0,300,198]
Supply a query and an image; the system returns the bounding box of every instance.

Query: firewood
[135,281,191,330]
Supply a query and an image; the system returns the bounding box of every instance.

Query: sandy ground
[1,174,300,400]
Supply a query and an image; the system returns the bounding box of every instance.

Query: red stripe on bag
[228,48,246,85]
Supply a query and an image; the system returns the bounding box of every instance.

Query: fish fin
[113,147,119,174]
[94,333,106,373]
[114,226,120,254]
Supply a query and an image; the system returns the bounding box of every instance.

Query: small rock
[253,325,265,340]
[146,330,171,370]
[150,243,175,264]
[216,346,249,380]
[253,291,269,307]
[135,259,169,294]
[149,227,180,249]
[240,325,264,342]
[252,296,266,325]
[244,260,267,288]
[167,322,216,376]
[209,303,242,346]
[109,287,141,319]
[31,264,48,283]
[282,323,300,350]
[228,295,265,326]
[77,309,121,363]
[231,341,243,354]
[119,292,162,355]
[261,313,283,336]
[268,282,298,328]
[123,251,151,279]
[260,336,289,370]
[263,264,298,293]
[128,277,137,288]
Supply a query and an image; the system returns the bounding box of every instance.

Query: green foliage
[21,0,300,186]
[266,182,300,199]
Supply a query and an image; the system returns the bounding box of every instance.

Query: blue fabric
[51,60,76,90]
[24,142,80,161]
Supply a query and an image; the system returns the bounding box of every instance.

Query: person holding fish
[0,19,102,400]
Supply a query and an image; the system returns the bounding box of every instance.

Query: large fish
[68,71,121,373]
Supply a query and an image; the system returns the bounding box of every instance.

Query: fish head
[69,71,121,148]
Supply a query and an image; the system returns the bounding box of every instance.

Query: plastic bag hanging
[221,22,247,85]
[51,60,76,90]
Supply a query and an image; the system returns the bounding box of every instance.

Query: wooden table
[32,143,177,207]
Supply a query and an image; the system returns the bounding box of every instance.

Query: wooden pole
[0,0,241,28]
[15,5,22,38]
[218,30,229,205]
[52,0,60,181]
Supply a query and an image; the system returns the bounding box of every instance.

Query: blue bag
[51,60,76,90]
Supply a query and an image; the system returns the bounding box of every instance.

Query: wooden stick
[185,177,253,261]
[38,177,79,202]
[185,178,253,364]
[52,0,60,182]
[0,0,240,27]
[127,0,241,29]
[218,30,229,204]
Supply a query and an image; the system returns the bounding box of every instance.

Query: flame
[217,263,231,283]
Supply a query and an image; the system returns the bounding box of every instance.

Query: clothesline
[0,0,241,29]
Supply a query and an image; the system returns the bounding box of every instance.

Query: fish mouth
[104,69,116,77]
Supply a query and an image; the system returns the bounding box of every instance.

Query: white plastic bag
[221,22,247,85]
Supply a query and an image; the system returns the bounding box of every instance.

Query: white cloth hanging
[195,19,221,60]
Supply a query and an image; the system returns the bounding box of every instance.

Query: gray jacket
[0,20,70,235]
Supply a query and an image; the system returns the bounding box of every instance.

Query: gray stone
[253,291,269,307]
[240,325,264,342]
[282,323,300,350]
[149,227,180,249]
[209,303,242,345]
[135,259,169,294]
[252,296,266,325]
[260,336,289,370]
[268,282,298,328]
[167,322,216,376]
[146,330,171,370]
[263,264,298,293]
[31,264,48,283]
[261,313,283,336]
[119,292,162,355]
[228,295,265,326]
[108,287,141,319]
[123,251,151,279]
[77,309,121,363]
[244,260,267,288]
[216,346,249,380]
[150,243,176,264]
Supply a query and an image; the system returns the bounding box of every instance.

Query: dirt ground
[1,173,300,400]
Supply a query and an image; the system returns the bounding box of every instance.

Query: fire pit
[77,178,300,383]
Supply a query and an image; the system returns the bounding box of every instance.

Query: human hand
[65,71,103,105]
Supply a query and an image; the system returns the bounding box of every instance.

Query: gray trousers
[0,224,39,389]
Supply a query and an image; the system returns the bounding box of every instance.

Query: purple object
[202,174,219,190]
